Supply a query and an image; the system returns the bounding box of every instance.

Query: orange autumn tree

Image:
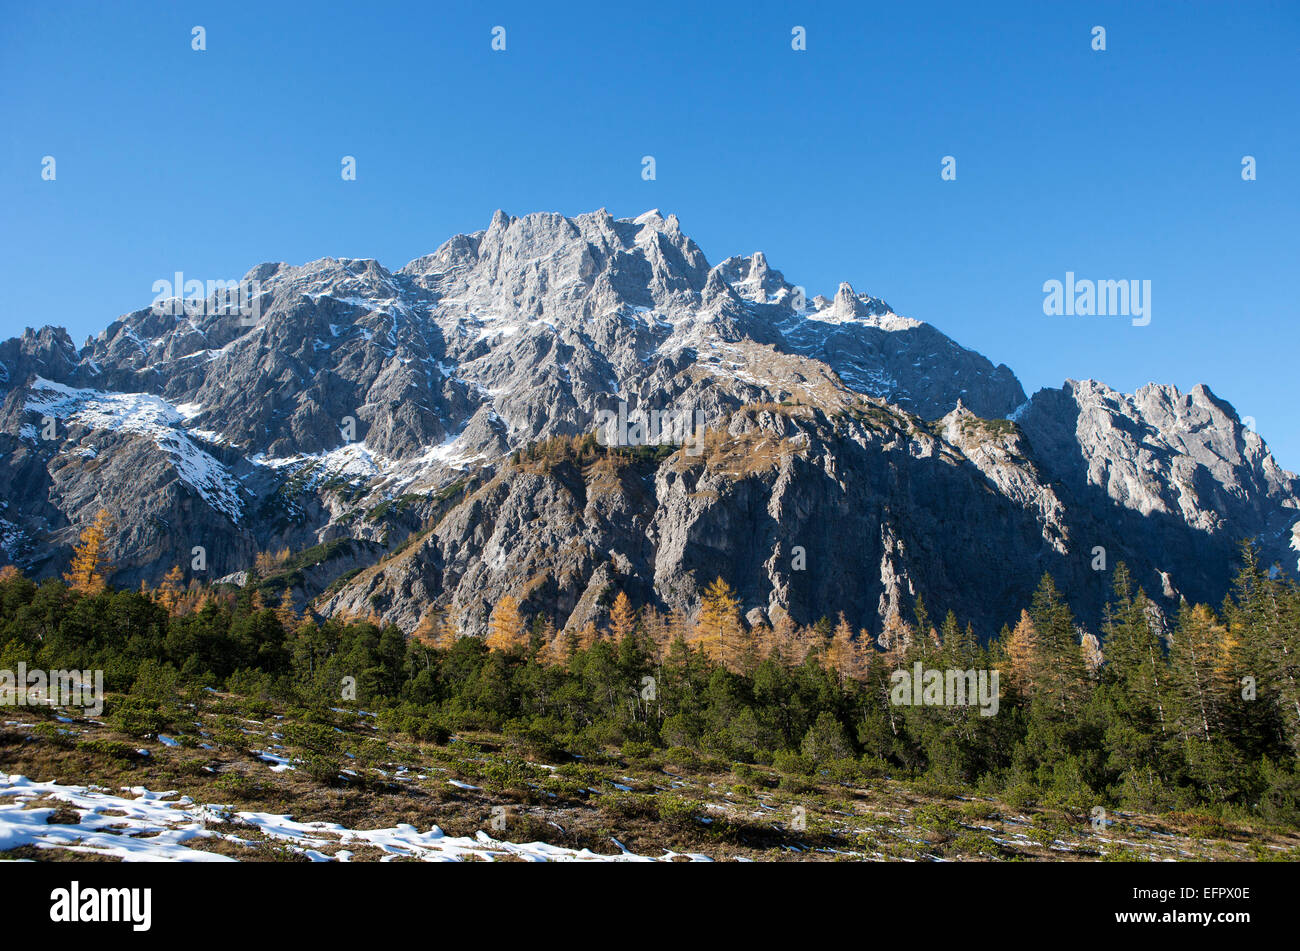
[1005,609,1041,696]
[827,612,869,681]
[412,606,465,650]
[537,625,573,666]
[485,594,527,652]
[276,588,299,631]
[436,609,464,649]
[156,564,185,615]
[64,509,113,595]
[254,547,291,576]
[412,607,443,647]
[693,577,744,668]
[575,620,599,652]
[666,606,692,651]
[608,591,637,643]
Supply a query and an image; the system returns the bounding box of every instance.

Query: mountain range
[2,208,1296,638]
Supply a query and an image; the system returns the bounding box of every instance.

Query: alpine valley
[2,209,1296,640]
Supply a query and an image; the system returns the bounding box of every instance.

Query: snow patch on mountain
[252,441,386,482]
[0,518,23,559]
[24,378,243,522]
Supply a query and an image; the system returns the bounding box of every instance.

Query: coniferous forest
[3,521,1299,832]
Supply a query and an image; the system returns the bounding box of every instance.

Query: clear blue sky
[3,1,1298,467]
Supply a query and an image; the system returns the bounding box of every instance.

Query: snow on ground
[0,774,230,862]
[0,774,710,863]
[252,750,296,772]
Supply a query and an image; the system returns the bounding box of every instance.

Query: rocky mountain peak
[0,209,1293,644]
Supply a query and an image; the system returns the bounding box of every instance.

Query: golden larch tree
[693,577,743,667]
[609,591,637,643]
[667,606,692,650]
[156,565,185,615]
[535,631,561,666]
[1006,609,1040,695]
[768,607,802,663]
[827,612,867,681]
[639,605,671,662]
[436,609,463,650]
[877,610,913,666]
[486,594,527,652]
[575,620,599,652]
[64,509,113,595]
[276,588,299,631]
[412,607,443,647]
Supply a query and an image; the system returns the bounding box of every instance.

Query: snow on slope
[23,377,244,522]
[0,773,711,863]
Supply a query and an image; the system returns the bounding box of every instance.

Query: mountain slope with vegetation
[2,519,1299,859]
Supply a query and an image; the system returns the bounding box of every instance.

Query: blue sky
[3,1,1298,466]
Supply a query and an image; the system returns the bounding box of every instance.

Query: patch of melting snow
[0,774,710,862]
[253,751,296,772]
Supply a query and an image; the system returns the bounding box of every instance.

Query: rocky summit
[0,209,1295,638]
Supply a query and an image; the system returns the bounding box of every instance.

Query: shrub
[826,757,866,784]
[130,659,180,702]
[912,804,961,836]
[952,831,999,857]
[1167,810,1226,839]
[213,770,267,799]
[621,740,657,761]
[1002,783,1039,811]
[1101,845,1145,862]
[302,753,342,785]
[958,801,996,821]
[31,722,74,748]
[603,792,657,820]
[284,723,342,755]
[662,746,699,771]
[656,794,705,831]
[108,698,171,738]
[77,738,142,762]
[772,749,813,777]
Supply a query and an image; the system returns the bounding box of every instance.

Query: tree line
[2,515,1298,824]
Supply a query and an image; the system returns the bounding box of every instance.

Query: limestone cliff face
[320,395,1296,639]
[0,209,1294,637]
